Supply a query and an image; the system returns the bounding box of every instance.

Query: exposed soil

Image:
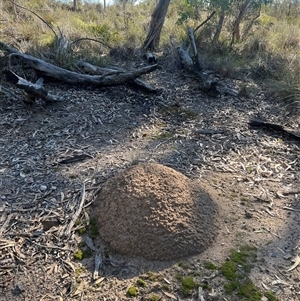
[0,60,300,301]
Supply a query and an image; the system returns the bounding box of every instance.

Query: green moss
[175,273,183,282]
[224,281,239,293]
[162,284,170,291]
[127,286,138,297]
[158,105,197,121]
[204,261,218,270]
[221,246,257,279]
[220,245,268,300]
[73,248,92,260]
[149,294,160,301]
[147,271,157,281]
[238,279,262,300]
[264,291,278,301]
[178,261,189,269]
[74,249,84,260]
[181,276,196,295]
[221,261,237,281]
[136,278,146,287]
[75,267,85,276]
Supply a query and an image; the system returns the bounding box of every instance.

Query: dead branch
[0,41,158,86]
[64,182,86,237]
[7,0,58,39]
[75,60,158,93]
[187,26,201,70]
[3,69,62,103]
[194,11,216,33]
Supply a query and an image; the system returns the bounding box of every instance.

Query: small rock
[40,185,47,191]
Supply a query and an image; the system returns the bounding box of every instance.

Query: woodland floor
[0,59,300,301]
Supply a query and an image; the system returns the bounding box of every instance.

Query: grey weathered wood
[3,69,62,102]
[0,41,158,87]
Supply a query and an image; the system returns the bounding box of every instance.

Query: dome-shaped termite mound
[93,163,219,260]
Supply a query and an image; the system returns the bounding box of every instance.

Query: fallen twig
[64,182,86,237]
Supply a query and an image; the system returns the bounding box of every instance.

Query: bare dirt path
[0,69,299,301]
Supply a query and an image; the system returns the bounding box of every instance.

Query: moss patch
[204,261,218,270]
[181,276,196,296]
[158,105,198,121]
[136,278,147,287]
[220,245,278,301]
[149,294,160,301]
[74,249,84,260]
[127,286,138,297]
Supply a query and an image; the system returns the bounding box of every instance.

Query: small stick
[64,182,86,237]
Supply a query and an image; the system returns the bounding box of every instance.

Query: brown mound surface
[93,163,219,260]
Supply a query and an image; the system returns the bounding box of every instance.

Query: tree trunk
[231,0,251,45]
[242,6,261,41]
[212,8,225,45]
[73,0,77,10]
[143,0,170,51]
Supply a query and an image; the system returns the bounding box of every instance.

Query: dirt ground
[0,62,300,301]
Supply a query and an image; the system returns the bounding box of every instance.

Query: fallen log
[0,41,158,87]
[75,60,158,93]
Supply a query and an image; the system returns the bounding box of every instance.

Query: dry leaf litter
[0,68,300,300]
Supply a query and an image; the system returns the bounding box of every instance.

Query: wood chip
[287,255,300,272]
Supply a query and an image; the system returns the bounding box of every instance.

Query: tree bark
[143,0,170,51]
[231,0,251,45]
[212,8,225,45]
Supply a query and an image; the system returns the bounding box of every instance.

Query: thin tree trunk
[143,0,170,51]
[242,7,261,41]
[212,8,225,45]
[231,0,251,45]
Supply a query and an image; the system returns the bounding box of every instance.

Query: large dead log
[0,41,158,87]
[75,60,158,93]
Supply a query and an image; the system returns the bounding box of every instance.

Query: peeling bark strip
[0,41,158,87]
